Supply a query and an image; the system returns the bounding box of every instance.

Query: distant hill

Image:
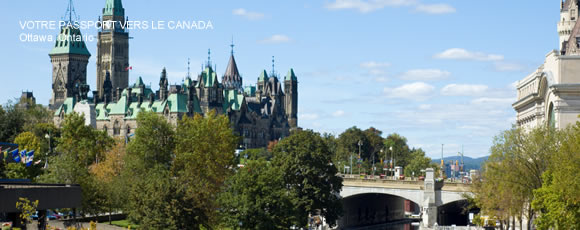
[431,156,488,171]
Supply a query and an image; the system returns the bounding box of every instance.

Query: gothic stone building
[51,0,298,148]
[513,0,580,129]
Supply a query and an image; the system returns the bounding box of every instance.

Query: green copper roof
[49,26,91,56]
[223,89,245,111]
[258,70,269,82]
[285,68,297,81]
[108,95,129,115]
[133,76,145,87]
[54,97,77,116]
[196,66,219,88]
[244,86,256,97]
[103,0,124,16]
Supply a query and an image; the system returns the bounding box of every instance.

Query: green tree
[532,124,580,229]
[384,133,412,168]
[40,112,113,215]
[122,111,175,229]
[90,139,127,224]
[272,130,343,228]
[363,127,384,164]
[404,148,436,177]
[219,159,297,229]
[0,103,25,143]
[335,127,370,166]
[15,197,38,226]
[172,112,238,229]
[473,125,558,229]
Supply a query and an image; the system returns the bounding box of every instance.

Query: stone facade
[513,0,580,129]
[48,26,91,110]
[52,0,299,149]
[95,0,129,101]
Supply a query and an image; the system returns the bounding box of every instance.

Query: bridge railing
[338,174,473,185]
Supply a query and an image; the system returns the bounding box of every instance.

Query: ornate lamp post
[44,132,51,169]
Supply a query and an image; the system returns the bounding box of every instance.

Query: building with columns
[52,0,299,148]
[513,0,580,129]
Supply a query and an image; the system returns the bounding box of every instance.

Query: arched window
[113,120,120,136]
[103,125,108,133]
[126,125,131,135]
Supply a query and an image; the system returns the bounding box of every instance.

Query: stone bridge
[338,168,472,228]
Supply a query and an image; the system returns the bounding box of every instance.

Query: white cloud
[300,113,320,120]
[414,3,456,14]
[232,8,265,20]
[369,69,387,76]
[332,110,346,117]
[441,84,488,96]
[493,62,526,72]
[419,104,432,110]
[471,97,516,106]
[384,82,435,100]
[361,61,391,69]
[398,69,450,81]
[434,48,504,61]
[325,0,416,13]
[259,34,292,44]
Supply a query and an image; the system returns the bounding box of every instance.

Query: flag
[125,66,133,71]
[11,149,20,162]
[12,149,21,162]
[25,150,34,167]
[19,150,27,163]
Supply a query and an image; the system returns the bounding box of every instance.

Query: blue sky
[0,0,561,158]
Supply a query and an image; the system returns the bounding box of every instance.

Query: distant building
[51,0,298,148]
[513,0,580,129]
[18,91,36,108]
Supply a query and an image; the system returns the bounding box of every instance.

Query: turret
[284,69,298,128]
[559,0,580,52]
[159,68,169,101]
[256,70,268,99]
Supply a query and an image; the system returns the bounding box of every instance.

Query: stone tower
[96,0,129,102]
[558,0,580,51]
[49,3,91,110]
[284,69,298,128]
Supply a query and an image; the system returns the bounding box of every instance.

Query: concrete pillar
[422,168,437,227]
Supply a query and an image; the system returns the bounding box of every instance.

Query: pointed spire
[271,56,276,77]
[230,36,235,55]
[187,58,191,79]
[104,0,125,16]
[206,49,212,68]
[63,0,79,23]
[223,46,242,90]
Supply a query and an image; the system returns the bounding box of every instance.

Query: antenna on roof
[63,0,79,24]
[230,36,235,55]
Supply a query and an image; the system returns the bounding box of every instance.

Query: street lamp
[357,140,362,175]
[44,133,51,169]
[389,146,393,177]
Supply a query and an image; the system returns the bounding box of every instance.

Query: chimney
[116,88,123,101]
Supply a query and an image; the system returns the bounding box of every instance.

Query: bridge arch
[438,190,469,206]
[341,186,424,208]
